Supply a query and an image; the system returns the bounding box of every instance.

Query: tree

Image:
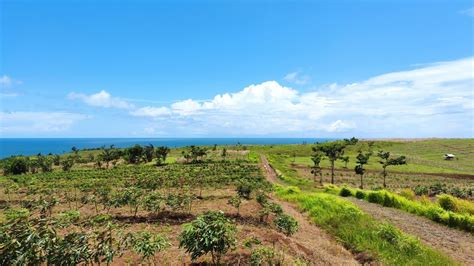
[125,145,143,164]
[310,152,324,185]
[2,157,29,175]
[155,146,170,166]
[61,156,75,172]
[313,141,347,184]
[179,211,236,265]
[143,144,155,163]
[227,195,242,216]
[99,146,115,168]
[221,147,227,161]
[377,151,407,188]
[37,155,53,173]
[274,214,299,236]
[354,150,371,189]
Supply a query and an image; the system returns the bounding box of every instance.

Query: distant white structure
[444,154,455,160]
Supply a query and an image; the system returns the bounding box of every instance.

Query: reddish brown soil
[260,155,359,265]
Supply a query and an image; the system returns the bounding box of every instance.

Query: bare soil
[346,197,474,265]
[260,155,359,265]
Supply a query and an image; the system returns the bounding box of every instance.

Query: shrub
[413,185,429,196]
[227,195,242,216]
[437,194,457,212]
[237,180,253,199]
[399,189,416,200]
[367,192,384,204]
[274,214,298,236]
[355,190,366,199]
[58,210,80,225]
[250,247,280,266]
[256,192,268,206]
[3,157,29,175]
[179,211,236,264]
[339,187,352,197]
[127,231,170,262]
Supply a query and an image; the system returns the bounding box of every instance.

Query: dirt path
[346,197,474,265]
[260,155,359,265]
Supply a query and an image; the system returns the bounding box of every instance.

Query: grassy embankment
[275,186,456,265]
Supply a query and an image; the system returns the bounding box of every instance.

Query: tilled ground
[261,155,359,265]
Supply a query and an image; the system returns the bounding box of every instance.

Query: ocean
[0,138,331,158]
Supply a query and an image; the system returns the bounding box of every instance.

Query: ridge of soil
[292,164,474,180]
[260,155,360,265]
[346,197,474,265]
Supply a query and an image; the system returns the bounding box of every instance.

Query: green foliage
[399,188,416,200]
[355,190,366,199]
[126,231,170,262]
[339,187,352,197]
[227,195,242,215]
[125,144,144,164]
[414,185,429,196]
[179,211,236,264]
[274,214,298,236]
[58,210,81,225]
[242,236,261,248]
[61,156,75,171]
[2,157,29,175]
[4,207,30,221]
[155,146,170,166]
[250,246,280,266]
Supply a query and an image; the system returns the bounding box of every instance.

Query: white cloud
[130,106,171,117]
[326,120,356,132]
[130,57,473,137]
[0,112,88,134]
[284,72,311,85]
[0,75,13,87]
[460,7,474,16]
[68,90,133,109]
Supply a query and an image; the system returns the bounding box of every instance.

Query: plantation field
[1,139,473,265]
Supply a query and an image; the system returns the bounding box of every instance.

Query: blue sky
[1,0,473,138]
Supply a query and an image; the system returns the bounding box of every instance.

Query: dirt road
[346,198,474,265]
[260,155,359,265]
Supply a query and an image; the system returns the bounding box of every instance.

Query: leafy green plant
[126,231,170,262]
[339,187,352,197]
[274,213,299,236]
[179,211,236,265]
[227,195,242,216]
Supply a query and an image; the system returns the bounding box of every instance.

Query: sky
[0,0,473,138]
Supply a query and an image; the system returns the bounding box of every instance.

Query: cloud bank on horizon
[1,57,473,138]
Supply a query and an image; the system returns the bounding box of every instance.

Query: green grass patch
[274,186,457,265]
[324,186,474,233]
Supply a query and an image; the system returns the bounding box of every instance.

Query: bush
[437,194,457,212]
[399,189,416,200]
[237,180,253,199]
[127,231,170,262]
[250,247,280,265]
[413,185,429,196]
[274,214,298,236]
[179,211,236,264]
[367,192,384,204]
[3,157,29,175]
[355,190,366,199]
[339,187,352,197]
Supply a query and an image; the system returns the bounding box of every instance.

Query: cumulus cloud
[68,90,133,109]
[130,57,473,137]
[130,106,171,117]
[0,112,88,134]
[283,72,311,85]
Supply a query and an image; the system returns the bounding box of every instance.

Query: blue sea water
[0,138,331,158]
